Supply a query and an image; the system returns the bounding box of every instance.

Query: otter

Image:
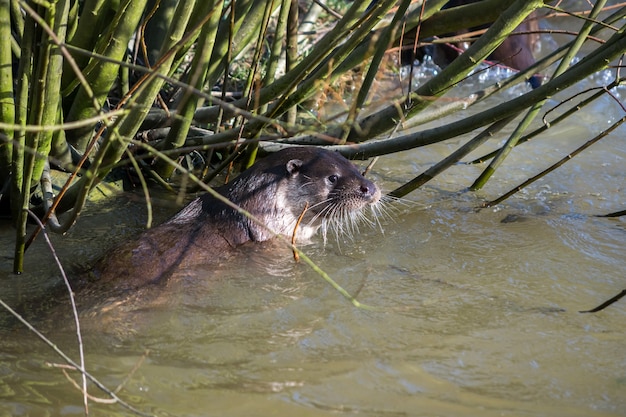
[91,147,381,291]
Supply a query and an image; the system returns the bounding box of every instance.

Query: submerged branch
[579,289,626,313]
[0,298,154,416]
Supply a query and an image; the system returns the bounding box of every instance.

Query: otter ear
[286,159,303,176]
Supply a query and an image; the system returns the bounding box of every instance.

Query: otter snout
[359,179,381,204]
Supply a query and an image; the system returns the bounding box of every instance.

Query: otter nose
[359,180,380,202]
[360,183,373,195]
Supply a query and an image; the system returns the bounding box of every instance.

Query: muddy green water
[1,41,626,417]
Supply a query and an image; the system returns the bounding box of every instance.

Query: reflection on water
[2,42,626,417]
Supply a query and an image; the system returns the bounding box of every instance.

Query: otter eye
[327,174,339,184]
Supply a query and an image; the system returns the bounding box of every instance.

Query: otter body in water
[93,147,381,290]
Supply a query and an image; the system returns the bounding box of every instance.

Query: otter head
[277,148,381,242]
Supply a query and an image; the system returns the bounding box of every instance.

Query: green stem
[154,0,224,179]
[484,115,626,207]
[61,0,109,88]
[56,0,197,219]
[389,115,518,198]
[347,0,544,142]
[470,0,608,191]
[203,0,264,91]
[339,0,422,143]
[468,85,612,164]
[10,1,36,272]
[14,1,64,272]
[142,0,180,68]
[266,0,399,122]
[30,0,70,187]
[244,0,293,168]
[0,0,14,184]
[324,20,626,160]
[194,0,377,124]
[65,0,148,150]
[284,0,298,125]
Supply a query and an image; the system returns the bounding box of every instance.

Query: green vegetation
[1,0,624,273]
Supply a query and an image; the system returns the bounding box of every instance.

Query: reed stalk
[153,0,224,179]
[0,0,14,183]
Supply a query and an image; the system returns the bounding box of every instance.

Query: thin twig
[59,368,117,404]
[483,115,626,207]
[597,209,626,218]
[362,156,379,177]
[292,202,309,262]
[468,80,623,164]
[48,349,150,398]
[4,213,152,416]
[579,289,626,313]
[0,299,154,417]
[113,350,150,394]
[26,210,89,415]
[125,148,154,228]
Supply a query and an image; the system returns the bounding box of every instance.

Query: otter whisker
[307,197,334,213]
[313,192,386,244]
[370,206,386,234]
[299,178,317,189]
